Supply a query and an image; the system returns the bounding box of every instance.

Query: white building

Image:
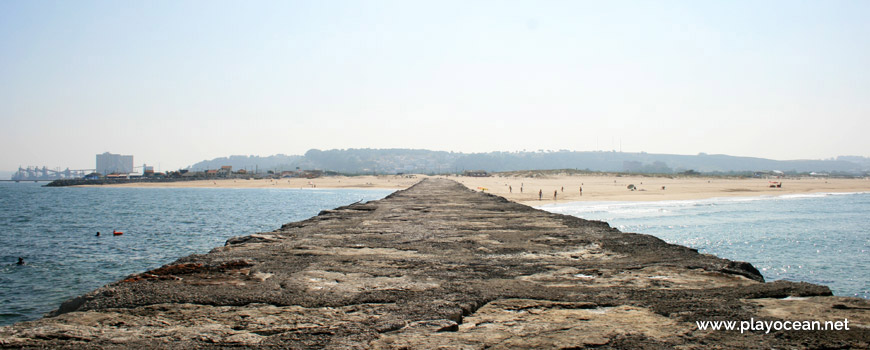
[96,152,134,175]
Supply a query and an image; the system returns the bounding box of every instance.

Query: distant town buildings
[96,152,134,175]
[218,166,233,176]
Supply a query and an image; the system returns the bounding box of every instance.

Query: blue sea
[540,192,870,300]
[0,182,393,326]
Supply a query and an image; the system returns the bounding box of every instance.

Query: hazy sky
[2,1,868,171]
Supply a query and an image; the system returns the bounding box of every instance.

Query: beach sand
[88,174,870,205]
[456,174,870,205]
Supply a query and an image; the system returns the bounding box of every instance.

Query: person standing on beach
[509,185,512,193]
[538,189,542,200]
[554,190,557,200]
[579,186,583,196]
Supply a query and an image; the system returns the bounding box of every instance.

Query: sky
[1,0,868,172]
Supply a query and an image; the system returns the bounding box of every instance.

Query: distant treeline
[188,149,870,176]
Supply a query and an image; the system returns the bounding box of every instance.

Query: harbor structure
[11,166,92,181]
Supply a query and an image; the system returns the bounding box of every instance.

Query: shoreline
[533,190,870,209]
[454,175,870,205]
[71,175,417,190]
[74,174,870,204]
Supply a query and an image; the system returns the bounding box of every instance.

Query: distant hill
[187,149,870,175]
[837,155,870,169]
[452,151,865,174]
[297,149,461,174]
[188,154,302,172]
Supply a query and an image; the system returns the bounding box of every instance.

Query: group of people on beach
[500,182,588,200]
[531,185,581,200]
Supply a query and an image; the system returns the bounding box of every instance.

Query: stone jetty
[2,179,868,349]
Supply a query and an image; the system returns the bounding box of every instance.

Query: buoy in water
[113,230,123,236]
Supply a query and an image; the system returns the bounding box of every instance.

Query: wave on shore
[538,191,870,299]
[540,191,870,215]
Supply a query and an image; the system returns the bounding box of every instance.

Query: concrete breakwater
[1,179,867,348]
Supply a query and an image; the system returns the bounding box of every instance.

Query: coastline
[3,178,867,348]
[534,190,870,209]
[454,175,870,205]
[73,175,418,190]
[82,174,870,205]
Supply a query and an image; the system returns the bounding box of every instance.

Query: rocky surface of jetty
[2,179,868,349]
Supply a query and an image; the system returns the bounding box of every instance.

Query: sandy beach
[455,174,870,205]
[88,174,870,205]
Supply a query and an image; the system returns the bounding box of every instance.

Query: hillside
[187,149,869,175]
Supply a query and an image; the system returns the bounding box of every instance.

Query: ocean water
[541,192,870,299]
[0,182,393,326]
